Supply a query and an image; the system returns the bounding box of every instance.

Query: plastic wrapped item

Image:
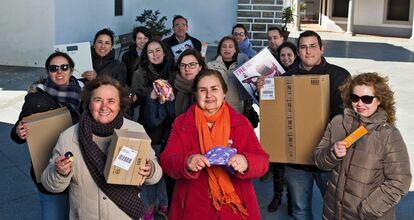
[153,79,175,104]
[205,146,237,174]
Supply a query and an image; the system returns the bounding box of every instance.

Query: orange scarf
[195,102,248,218]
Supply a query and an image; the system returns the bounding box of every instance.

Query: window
[332,0,348,18]
[386,0,410,21]
[115,0,123,16]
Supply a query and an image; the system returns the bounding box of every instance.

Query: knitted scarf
[195,102,248,218]
[238,38,256,58]
[43,76,81,110]
[78,111,144,219]
[174,74,194,115]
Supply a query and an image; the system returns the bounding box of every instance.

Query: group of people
[10,12,411,220]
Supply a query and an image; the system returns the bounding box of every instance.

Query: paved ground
[0,29,413,219]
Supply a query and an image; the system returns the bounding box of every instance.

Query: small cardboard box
[24,107,72,182]
[260,75,330,165]
[104,129,151,185]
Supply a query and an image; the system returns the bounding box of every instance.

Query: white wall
[0,0,54,67]
[55,0,142,44]
[0,0,237,67]
[55,0,237,45]
[134,0,237,44]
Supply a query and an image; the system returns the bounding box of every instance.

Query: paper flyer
[233,47,285,105]
[54,42,93,79]
[170,39,194,61]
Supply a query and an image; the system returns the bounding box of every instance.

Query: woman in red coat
[160,69,269,220]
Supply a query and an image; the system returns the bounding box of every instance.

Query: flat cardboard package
[24,107,72,182]
[260,75,330,165]
[104,129,151,185]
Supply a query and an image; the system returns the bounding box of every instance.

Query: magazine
[170,39,194,61]
[233,47,285,105]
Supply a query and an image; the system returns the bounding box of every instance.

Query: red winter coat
[160,104,269,220]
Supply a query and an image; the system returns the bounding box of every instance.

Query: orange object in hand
[342,125,368,148]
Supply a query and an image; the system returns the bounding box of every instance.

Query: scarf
[174,74,194,115]
[78,111,144,219]
[238,38,255,58]
[43,76,81,110]
[195,102,248,218]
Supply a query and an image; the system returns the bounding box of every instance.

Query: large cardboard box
[260,75,330,165]
[24,107,72,182]
[104,129,151,185]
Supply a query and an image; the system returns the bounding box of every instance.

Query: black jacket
[91,48,127,86]
[121,45,142,87]
[163,33,202,59]
[11,85,80,194]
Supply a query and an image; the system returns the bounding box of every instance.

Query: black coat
[91,48,127,86]
[121,45,142,87]
[10,85,80,194]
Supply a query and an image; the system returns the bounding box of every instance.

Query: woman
[314,72,411,219]
[130,39,174,219]
[82,28,127,85]
[121,26,150,87]
[207,36,249,113]
[41,75,162,220]
[160,69,269,220]
[277,41,300,71]
[10,51,82,220]
[144,49,207,209]
[232,24,257,58]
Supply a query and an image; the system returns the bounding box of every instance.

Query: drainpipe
[295,0,301,31]
[346,0,354,36]
[410,8,414,39]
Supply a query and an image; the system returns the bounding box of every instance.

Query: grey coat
[314,108,411,220]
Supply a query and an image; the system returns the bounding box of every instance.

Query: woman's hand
[255,76,265,92]
[150,88,158,100]
[186,154,210,172]
[332,141,347,158]
[228,154,248,174]
[55,155,72,176]
[138,159,153,185]
[82,70,97,81]
[16,121,29,140]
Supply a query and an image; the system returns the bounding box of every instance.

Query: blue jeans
[140,144,168,209]
[285,165,330,220]
[38,191,69,220]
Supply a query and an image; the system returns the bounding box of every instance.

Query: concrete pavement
[0,30,413,219]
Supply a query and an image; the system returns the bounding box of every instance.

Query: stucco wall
[1,0,236,67]
[0,0,54,67]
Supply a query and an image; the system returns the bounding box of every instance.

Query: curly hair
[340,72,396,124]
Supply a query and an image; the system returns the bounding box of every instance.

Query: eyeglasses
[350,94,376,104]
[179,62,199,69]
[48,64,70,73]
[233,32,246,37]
[299,43,319,50]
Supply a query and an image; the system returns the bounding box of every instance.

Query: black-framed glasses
[350,94,376,104]
[48,64,70,73]
[179,62,199,69]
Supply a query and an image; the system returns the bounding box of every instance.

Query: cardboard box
[24,107,72,182]
[104,129,151,185]
[260,75,330,165]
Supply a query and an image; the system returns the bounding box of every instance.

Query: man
[283,30,350,220]
[163,15,202,59]
[267,26,285,58]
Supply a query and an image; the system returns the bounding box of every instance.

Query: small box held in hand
[342,125,368,148]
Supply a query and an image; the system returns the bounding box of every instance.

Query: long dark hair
[140,39,174,78]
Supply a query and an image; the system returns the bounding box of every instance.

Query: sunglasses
[350,94,376,104]
[48,64,70,73]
